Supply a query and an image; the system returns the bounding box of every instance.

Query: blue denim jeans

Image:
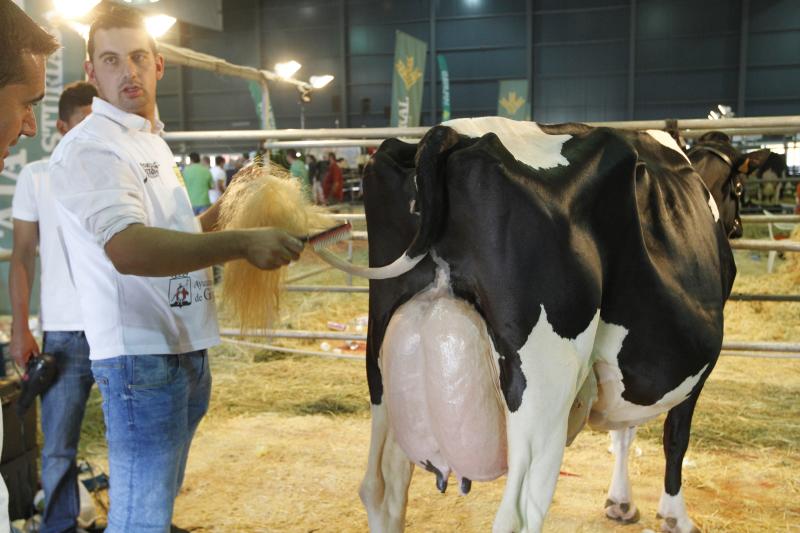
[92,351,211,533]
[40,331,94,533]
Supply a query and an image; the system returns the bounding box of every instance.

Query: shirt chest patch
[140,162,160,182]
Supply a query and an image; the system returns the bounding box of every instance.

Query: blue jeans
[40,331,94,533]
[92,351,211,533]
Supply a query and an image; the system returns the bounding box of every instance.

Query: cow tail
[406,125,461,259]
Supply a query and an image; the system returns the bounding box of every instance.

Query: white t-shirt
[12,158,84,331]
[49,98,220,360]
[209,165,225,203]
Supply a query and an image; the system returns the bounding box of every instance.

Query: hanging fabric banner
[390,31,427,127]
[437,54,450,122]
[0,1,85,312]
[247,80,276,130]
[497,79,530,121]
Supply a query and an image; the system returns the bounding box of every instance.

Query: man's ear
[155,53,165,81]
[736,148,772,174]
[84,59,96,83]
[56,119,68,136]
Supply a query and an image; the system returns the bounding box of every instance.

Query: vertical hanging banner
[247,80,276,130]
[390,31,427,127]
[0,1,85,311]
[437,54,450,122]
[497,79,530,121]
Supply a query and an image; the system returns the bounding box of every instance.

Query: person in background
[47,5,302,530]
[0,1,60,528]
[323,151,344,204]
[209,155,226,204]
[183,151,214,214]
[285,150,309,196]
[9,81,97,533]
[307,154,324,205]
[201,155,211,168]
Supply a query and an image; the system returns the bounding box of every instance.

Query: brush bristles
[309,223,352,251]
[217,163,332,332]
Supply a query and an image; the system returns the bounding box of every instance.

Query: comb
[302,221,353,251]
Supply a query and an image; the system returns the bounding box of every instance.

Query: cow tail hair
[407,125,461,259]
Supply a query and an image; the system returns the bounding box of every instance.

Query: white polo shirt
[12,159,84,331]
[48,98,220,360]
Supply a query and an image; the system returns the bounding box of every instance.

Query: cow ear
[737,148,771,173]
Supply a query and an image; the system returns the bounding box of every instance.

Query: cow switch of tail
[356,117,769,533]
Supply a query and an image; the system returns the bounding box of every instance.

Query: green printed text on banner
[391,31,427,127]
[497,79,530,121]
[437,54,450,122]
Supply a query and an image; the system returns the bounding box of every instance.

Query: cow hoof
[655,513,700,533]
[604,499,640,524]
[435,473,448,493]
[460,477,471,495]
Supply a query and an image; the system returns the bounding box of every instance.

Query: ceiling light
[309,75,334,89]
[275,60,302,79]
[145,14,176,37]
[52,0,101,19]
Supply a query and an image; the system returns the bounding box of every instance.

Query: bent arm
[8,219,40,365]
[104,224,303,277]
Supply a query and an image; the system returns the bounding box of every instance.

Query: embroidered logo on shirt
[168,275,192,308]
[140,162,160,182]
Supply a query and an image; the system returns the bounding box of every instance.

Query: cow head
[687,131,770,238]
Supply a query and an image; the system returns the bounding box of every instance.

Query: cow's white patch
[494,306,599,532]
[646,129,690,163]
[444,116,571,170]
[590,320,709,430]
[657,488,698,533]
[707,192,720,221]
[605,426,640,522]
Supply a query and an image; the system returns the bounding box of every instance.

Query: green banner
[497,79,530,121]
[437,54,450,122]
[248,80,276,130]
[390,31,427,127]
[1,1,86,312]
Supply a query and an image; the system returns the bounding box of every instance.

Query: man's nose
[20,107,37,138]
[123,57,138,79]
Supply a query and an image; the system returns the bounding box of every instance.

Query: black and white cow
[687,131,771,238]
[321,118,768,533]
[748,152,788,205]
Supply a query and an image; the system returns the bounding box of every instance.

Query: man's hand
[241,228,303,270]
[9,328,40,367]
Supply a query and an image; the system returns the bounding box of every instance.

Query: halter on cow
[315,118,769,533]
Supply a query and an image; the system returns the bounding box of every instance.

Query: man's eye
[104,57,116,65]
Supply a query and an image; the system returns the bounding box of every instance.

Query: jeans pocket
[131,354,179,389]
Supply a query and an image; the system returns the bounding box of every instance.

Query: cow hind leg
[359,402,414,533]
[604,426,641,524]
[657,392,702,533]
[492,316,590,532]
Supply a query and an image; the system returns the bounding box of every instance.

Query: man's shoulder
[20,158,50,178]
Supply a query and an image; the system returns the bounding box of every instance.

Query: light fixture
[275,60,302,79]
[52,0,101,19]
[145,14,176,37]
[309,74,334,89]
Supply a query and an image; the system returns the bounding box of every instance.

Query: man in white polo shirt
[9,81,97,533]
[48,5,302,531]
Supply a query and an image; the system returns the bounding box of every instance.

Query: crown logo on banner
[396,56,422,90]
[500,91,526,115]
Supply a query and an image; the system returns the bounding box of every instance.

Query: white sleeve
[11,163,39,222]
[50,142,147,247]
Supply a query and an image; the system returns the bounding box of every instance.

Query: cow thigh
[382,290,507,484]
